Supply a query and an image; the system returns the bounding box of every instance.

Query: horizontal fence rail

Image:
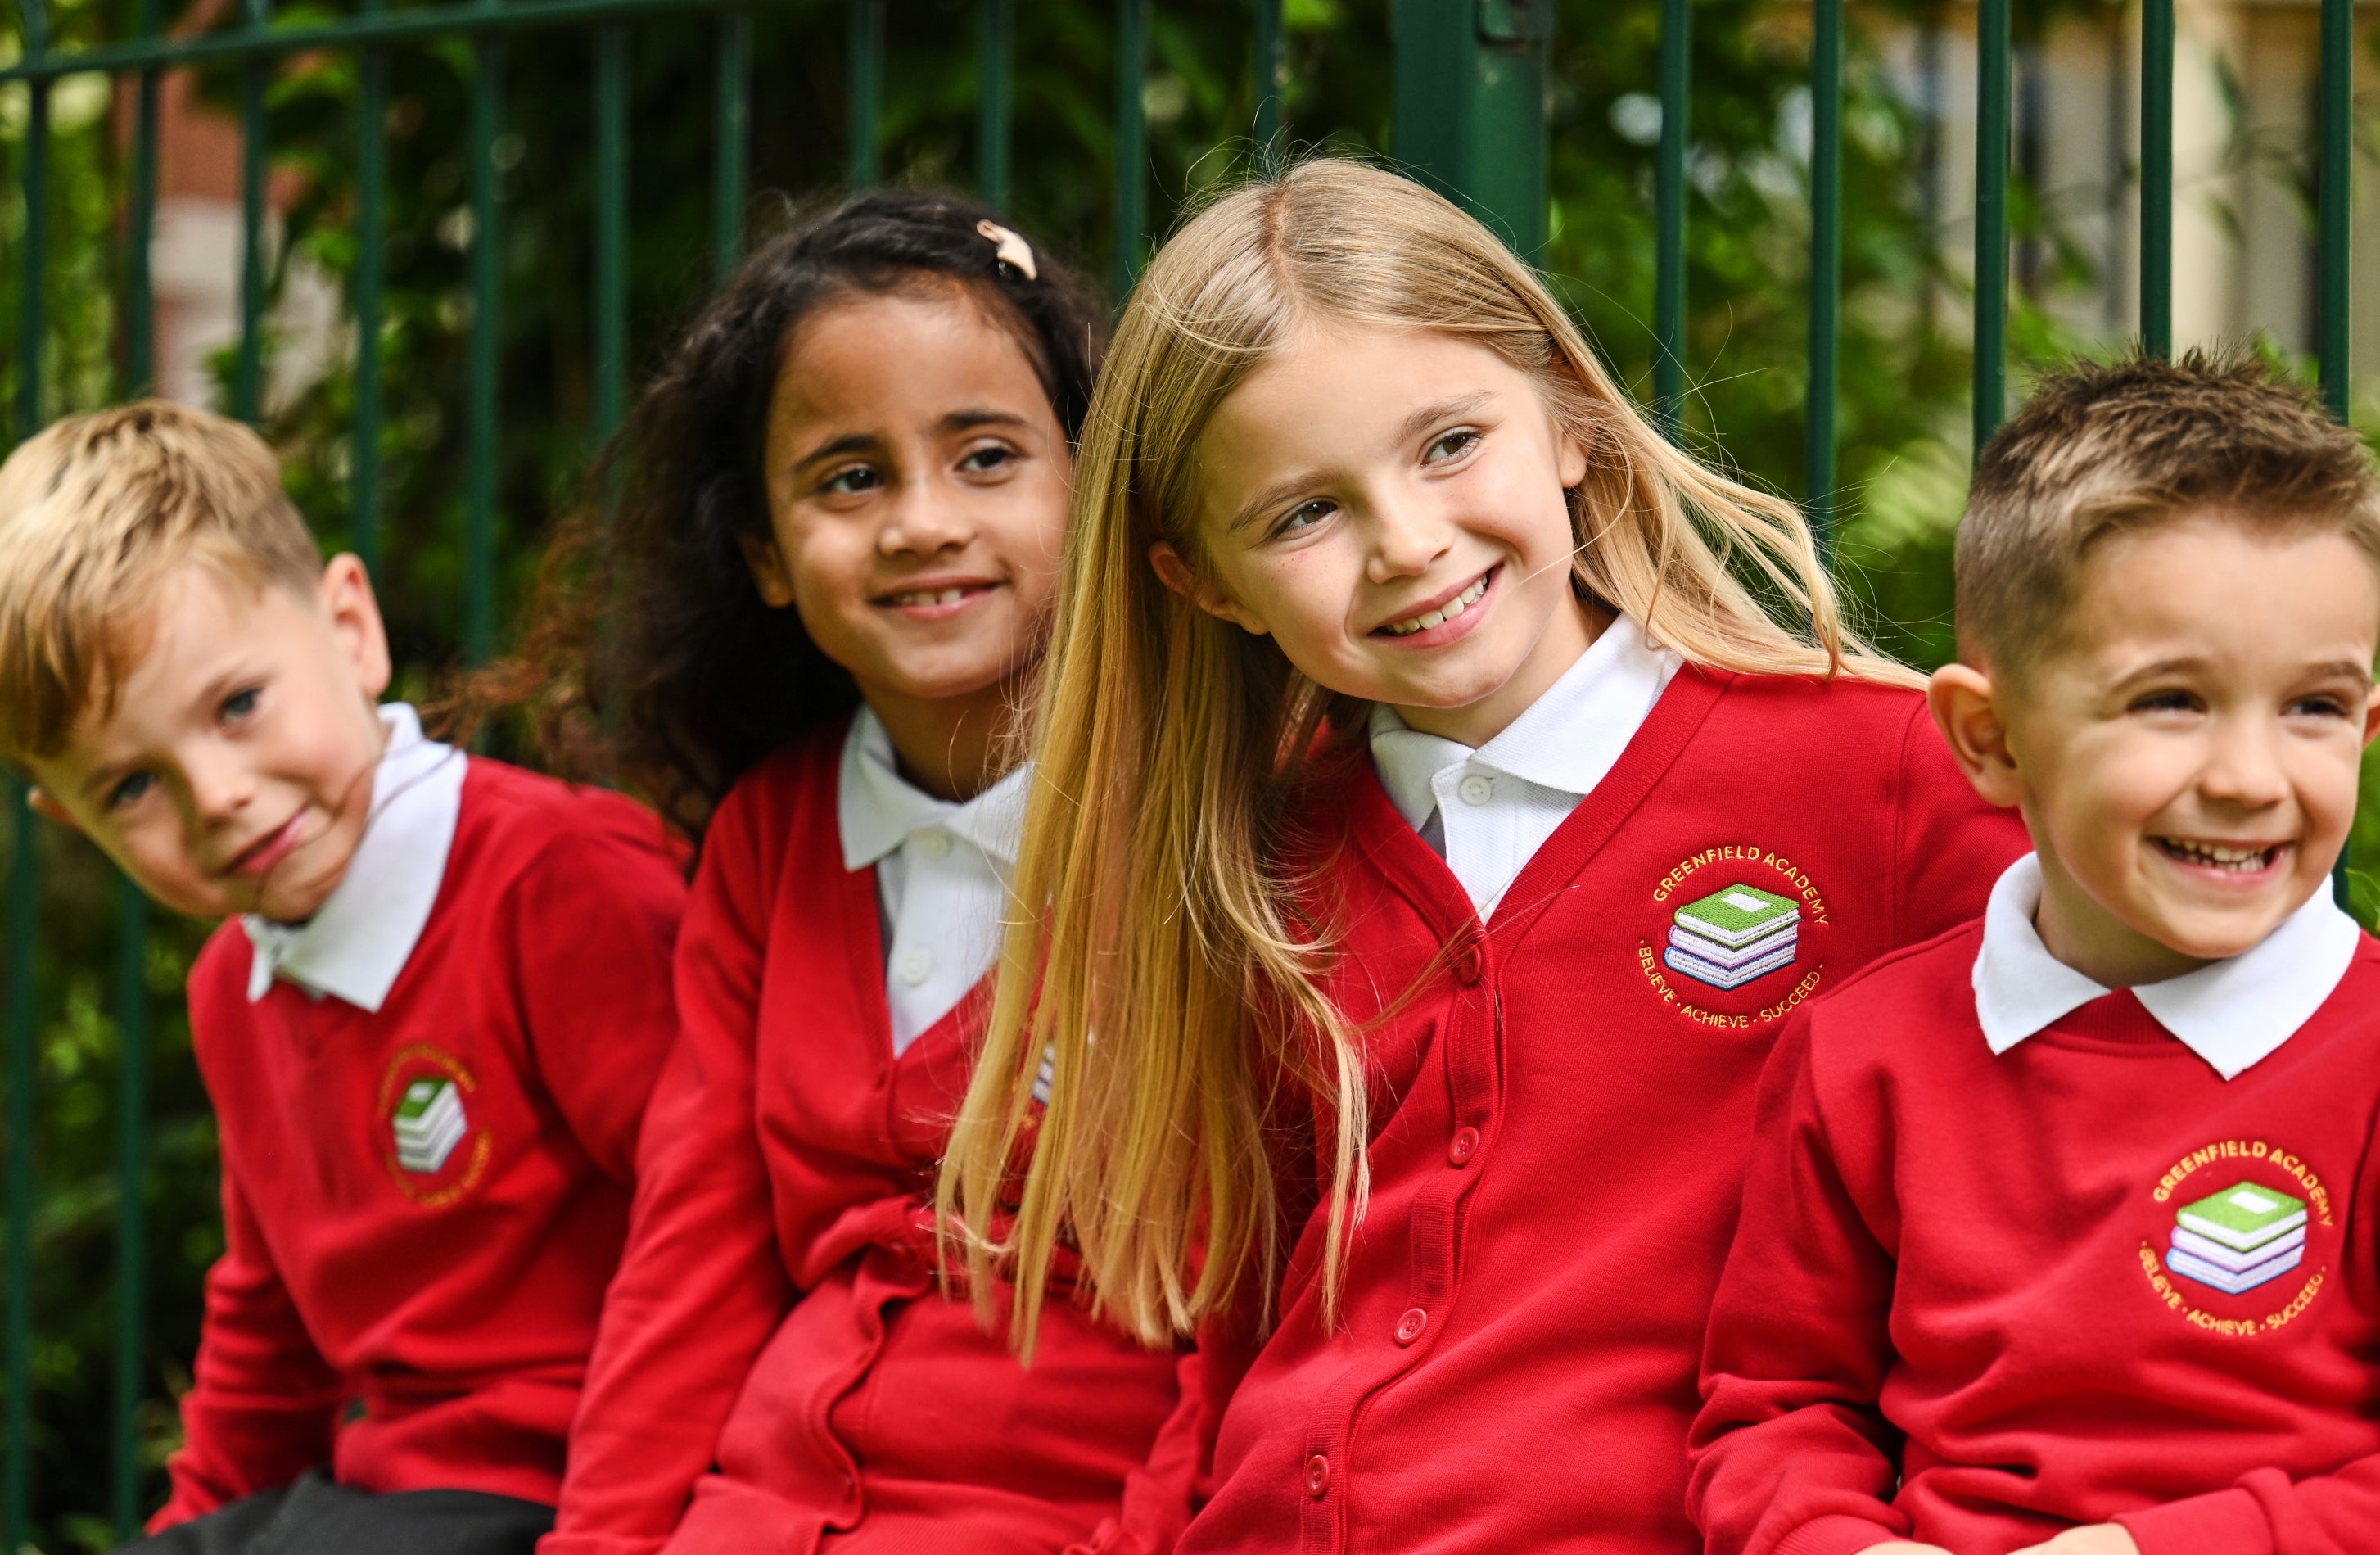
[0,0,2365,1544]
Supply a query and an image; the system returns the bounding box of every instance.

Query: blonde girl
[942,160,2025,1554]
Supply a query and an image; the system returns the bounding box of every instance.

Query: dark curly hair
[463,188,1105,838]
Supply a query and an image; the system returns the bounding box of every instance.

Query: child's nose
[2197,718,2292,808]
[878,484,973,555]
[1364,496,1451,583]
[182,748,256,822]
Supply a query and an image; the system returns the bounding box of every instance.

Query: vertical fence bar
[235,0,273,424]
[354,0,389,576]
[110,875,149,1540]
[2320,0,2353,903]
[849,0,883,189]
[1972,0,2012,452]
[978,0,1012,208]
[1253,0,1283,155]
[467,19,504,667]
[1805,0,1842,560]
[1112,0,1148,299]
[2140,0,2172,355]
[594,25,629,444]
[5,6,51,1544]
[714,11,750,281]
[1653,0,1690,431]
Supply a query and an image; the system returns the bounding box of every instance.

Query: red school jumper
[158,760,687,1526]
[541,726,1197,1555]
[1688,927,2380,1555]
[1174,667,2027,1555]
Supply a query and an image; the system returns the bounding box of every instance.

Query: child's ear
[1148,542,1270,637]
[319,554,393,700]
[738,531,797,609]
[25,785,83,834]
[1927,662,2025,809]
[2362,682,2380,748]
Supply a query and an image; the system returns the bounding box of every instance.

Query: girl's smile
[1371,563,1497,644]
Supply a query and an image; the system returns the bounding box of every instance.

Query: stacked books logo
[2167,1180,2307,1295]
[391,1078,467,1175]
[1664,884,1801,991]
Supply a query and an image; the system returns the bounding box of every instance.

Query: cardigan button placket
[1447,1126,1479,1167]
[1393,1306,1428,1346]
[1305,1453,1331,1498]
[1452,941,1484,986]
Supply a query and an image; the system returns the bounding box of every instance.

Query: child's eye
[2287,692,2354,721]
[820,464,883,497]
[1424,428,1479,464]
[220,686,260,723]
[957,444,1017,475]
[107,770,156,811]
[2129,689,2202,716]
[1272,499,1335,540]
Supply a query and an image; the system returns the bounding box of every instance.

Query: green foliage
[1,0,2377,1548]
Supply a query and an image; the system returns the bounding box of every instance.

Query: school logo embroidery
[1664,884,1801,991]
[1638,844,1830,1030]
[2137,1138,2333,1337]
[375,1044,492,1207]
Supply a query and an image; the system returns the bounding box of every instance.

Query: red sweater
[160,759,686,1526]
[542,728,1198,1555]
[1689,924,2380,1555]
[1175,668,2026,1555]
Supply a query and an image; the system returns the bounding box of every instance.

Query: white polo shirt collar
[242,703,466,1010]
[1369,613,1681,915]
[837,706,1028,1052]
[1972,852,2363,1080]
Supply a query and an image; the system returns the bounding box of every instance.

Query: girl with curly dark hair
[508,191,1198,1555]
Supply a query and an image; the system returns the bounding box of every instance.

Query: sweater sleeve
[2116,1459,2380,1555]
[153,1172,343,1530]
[1890,699,2028,949]
[1065,1317,1259,1555]
[1687,1014,1912,1555]
[508,811,689,1183]
[539,791,795,1555]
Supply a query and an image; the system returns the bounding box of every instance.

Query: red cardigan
[542,728,1199,1555]
[1689,924,2380,1555]
[161,759,687,1525]
[1174,668,2026,1555]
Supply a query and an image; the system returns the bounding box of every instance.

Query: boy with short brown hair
[1687,353,2380,1555]
[0,402,685,1554]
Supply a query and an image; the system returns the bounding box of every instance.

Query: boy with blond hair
[1688,354,2380,1555]
[0,403,685,1554]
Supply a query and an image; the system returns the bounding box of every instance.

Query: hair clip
[976,219,1039,282]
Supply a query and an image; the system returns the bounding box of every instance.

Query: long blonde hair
[938,159,1915,1355]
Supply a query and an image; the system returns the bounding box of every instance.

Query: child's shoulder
[1797,915,1987,1061]
[1701,663,1931,741]
[455,754,681,879]
[702,721,852,851]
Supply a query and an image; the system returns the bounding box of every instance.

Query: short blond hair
[0,400,320,762]
[1960,351,2380,678]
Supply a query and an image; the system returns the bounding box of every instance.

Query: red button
[1452,941,1484,985]
[1447,1126,1479,1167]
[1394,1306,1428,1345]
[1305,1453,1330,1498]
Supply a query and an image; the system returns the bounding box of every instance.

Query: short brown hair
[0,400,321,762]
[1958,350,2380,676]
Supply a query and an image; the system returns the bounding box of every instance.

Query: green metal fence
[0,0,2364,1545]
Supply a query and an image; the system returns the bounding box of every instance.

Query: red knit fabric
[1689,923,2380,1555]
[1174,667,2026,1555]
[156,759,689,1528]
[542,726,1199,1555]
